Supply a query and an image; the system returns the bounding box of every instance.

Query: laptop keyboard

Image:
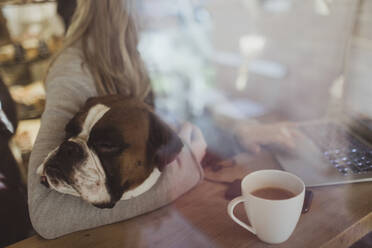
[299,123,372,176]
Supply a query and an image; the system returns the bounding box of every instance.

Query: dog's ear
[147,112,183,171]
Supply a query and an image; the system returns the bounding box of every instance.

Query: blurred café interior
[0,0,372,247]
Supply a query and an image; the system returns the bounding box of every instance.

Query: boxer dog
[37,95,183,209]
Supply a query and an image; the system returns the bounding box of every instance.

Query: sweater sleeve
[27,47,204,239]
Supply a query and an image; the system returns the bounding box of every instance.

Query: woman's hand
[234,122,298,154]
[178,122,207,163]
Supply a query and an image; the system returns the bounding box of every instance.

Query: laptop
[276,12,372,187]
[276,117,372,187]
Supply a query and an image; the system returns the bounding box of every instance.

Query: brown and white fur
[37,95,183,209]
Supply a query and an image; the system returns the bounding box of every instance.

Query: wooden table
[9,151,372,248]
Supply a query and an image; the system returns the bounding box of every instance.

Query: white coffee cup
[227,170,305,244]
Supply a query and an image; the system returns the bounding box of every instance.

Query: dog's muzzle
[42,141,84,184]
[38,139,113,206]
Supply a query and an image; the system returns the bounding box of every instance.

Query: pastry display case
[0,0,63,180]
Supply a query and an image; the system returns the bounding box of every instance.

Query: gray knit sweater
[28,47,204,239]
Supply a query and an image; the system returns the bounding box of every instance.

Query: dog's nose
[40,176,50,188]
[59,141,84,157]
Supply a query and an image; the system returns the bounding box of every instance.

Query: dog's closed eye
[94,142,129,155]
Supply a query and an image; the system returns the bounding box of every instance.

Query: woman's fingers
[235,122,298,153]
[178,122,207,163]
[190,125,207,162]
[178,122,193,143]
[190,125,207,150]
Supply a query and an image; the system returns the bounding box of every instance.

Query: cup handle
[227,196,256,234]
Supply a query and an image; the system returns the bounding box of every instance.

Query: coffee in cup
[227,170,305,244]
[251,187,295,200]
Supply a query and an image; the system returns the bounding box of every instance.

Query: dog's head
[37,95,183,208]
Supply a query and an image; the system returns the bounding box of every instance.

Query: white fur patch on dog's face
[68,104,112,203]
[77,104,111,141]
[70,140,111,204]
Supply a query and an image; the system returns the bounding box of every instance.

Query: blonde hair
[51,0,150,98]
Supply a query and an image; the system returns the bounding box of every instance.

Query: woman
[29,0,295,239]
[28,0,206,239]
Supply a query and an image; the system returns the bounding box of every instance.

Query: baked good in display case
[10,81,45,119]
[0,36,62,66]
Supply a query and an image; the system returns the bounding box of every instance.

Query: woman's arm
[28,48,204,239]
